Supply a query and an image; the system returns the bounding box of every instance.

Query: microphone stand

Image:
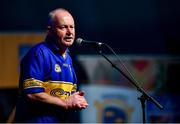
[93,44,163,123]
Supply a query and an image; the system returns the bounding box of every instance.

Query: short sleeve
[20,47,45,94]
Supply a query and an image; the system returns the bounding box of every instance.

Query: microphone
[76,38,104,47]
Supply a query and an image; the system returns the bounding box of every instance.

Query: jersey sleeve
[20,47,46,95]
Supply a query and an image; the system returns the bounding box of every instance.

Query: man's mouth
[64,37,73,41]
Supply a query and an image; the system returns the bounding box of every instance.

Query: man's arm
[27,91,88,109]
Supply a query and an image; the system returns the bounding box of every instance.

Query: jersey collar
[45,35,70,53]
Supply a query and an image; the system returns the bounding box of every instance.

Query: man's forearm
[27,92,67,109]
[27,91,88,110]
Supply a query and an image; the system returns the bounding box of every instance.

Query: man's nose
[66,28,72,35]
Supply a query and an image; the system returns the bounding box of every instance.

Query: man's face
[53,11,75,49]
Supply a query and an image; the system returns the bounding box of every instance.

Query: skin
[49,9,75,56]
[27,9,88,110]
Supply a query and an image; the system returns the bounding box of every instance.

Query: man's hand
[65,91,88,110]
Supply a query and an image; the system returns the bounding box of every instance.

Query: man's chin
[64,42,73,47]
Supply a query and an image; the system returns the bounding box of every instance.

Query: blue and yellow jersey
[14,38,78,122]
[20,39,77,99]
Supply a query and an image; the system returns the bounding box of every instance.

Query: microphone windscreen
[76,38,83,46]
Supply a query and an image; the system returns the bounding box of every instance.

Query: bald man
[14,8,88,123]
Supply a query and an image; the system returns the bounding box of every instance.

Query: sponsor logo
[55,64,61,72]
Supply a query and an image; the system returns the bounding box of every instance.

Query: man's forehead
[55,14,74,24]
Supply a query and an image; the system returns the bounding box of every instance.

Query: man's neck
[60,50,67,59]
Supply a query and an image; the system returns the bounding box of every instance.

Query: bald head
[48,8,74,28]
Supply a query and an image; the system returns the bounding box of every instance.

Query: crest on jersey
[55,64,61,72]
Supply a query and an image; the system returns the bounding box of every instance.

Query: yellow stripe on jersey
[23,78,77,100]
[43,81,77,100]
[24,78,43,89]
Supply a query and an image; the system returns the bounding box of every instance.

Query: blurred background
[0,0,180,123]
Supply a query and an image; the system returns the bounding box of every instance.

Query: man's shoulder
[22,41,48,59]
[32,41,47,50]
[28,41,51,54]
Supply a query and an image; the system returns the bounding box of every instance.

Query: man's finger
[78,91,85,96]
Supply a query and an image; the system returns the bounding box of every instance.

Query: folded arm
[27,91,88,110]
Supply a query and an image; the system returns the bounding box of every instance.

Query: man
[14,8,88,123]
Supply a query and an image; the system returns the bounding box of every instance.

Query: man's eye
[57,26,65,29]
[60,26,65,29]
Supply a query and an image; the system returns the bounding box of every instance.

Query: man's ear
[46,26,50,34]
[47,26,51,31]
[47,26,55,34]
[47,26,57,36]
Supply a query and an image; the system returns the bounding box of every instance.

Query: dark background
[1,0,180,55]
